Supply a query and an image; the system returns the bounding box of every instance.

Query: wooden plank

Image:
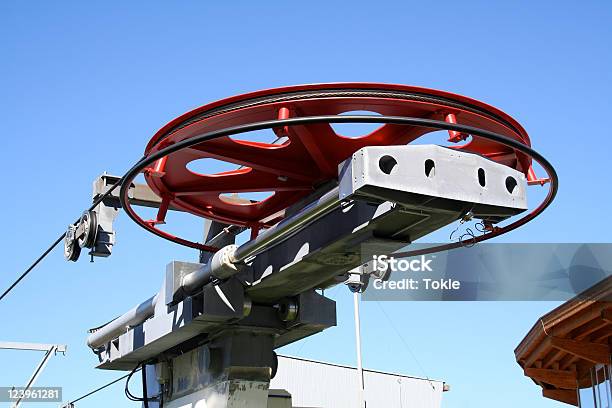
[543,349,566,369]
[569,318,609,340]
[551,337,610,364]
[524,368,577,389]
[601,308,612,324]
[590,325,612,342]
[542,388,578,406]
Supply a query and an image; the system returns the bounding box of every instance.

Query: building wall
[271,355,445,408]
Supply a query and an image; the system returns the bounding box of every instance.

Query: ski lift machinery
[66,83,557,407]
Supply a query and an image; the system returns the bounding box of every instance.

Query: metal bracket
[65,174,248,262]
[0,342,67,408]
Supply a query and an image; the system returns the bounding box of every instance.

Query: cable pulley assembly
[29,83,558,408]
[113,83,556,257]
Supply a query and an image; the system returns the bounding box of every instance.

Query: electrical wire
[142,364,150,408]
[66,369,137,404]
[124,363,152,406]
[124,364,142,402]
[375,301,436,391]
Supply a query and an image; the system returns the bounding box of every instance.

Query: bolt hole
[505,176,518,194]
[379,155,398,175]
[478,168,486,187]
[424,159,435,178]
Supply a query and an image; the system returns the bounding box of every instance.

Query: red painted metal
[149,194,170,226]
[527,165,550,186]
[444,112,469,142]
[135,83,540,246]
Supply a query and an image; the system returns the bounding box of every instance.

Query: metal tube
[181,263,213,295]
[87,294,158,349]
[92,187,339,335]
[353,291,366,408]
[182,244,238,297]
[12,345,60,408]
[232,187,341,263]
[168,188,340,302]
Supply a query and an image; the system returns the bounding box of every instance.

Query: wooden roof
[515,276,612,406]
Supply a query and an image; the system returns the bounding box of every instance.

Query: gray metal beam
[0,342,66,408]
[0,342,66,353]
[93,173,249,210]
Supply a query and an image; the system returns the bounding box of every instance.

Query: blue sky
[1,1,611,407]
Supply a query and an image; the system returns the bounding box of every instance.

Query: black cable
[142,363,150,408]
[64,364,151,405]
[119,114,558,255]
[124,364,142,401]
[148,88,524,148]
[68,370,135,404]
[1,113,558,301]
[0,158,145,303]
[125,363,154,405]
[88,315,121,333]
[0,234,65,302]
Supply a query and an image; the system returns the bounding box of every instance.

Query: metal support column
[353,292,366,408]
[161,330,277,408]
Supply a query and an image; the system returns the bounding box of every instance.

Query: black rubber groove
[148,88,525,150]
[121,114,557,256]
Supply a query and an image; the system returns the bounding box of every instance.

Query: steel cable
[2,114,557,302]
[0,157,145,303]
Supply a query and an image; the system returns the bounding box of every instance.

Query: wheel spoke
[189,138,317,182]
[133,83,541,249]
[286,123,340,176]
[172,171,312,196]
[367,123,432,145]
